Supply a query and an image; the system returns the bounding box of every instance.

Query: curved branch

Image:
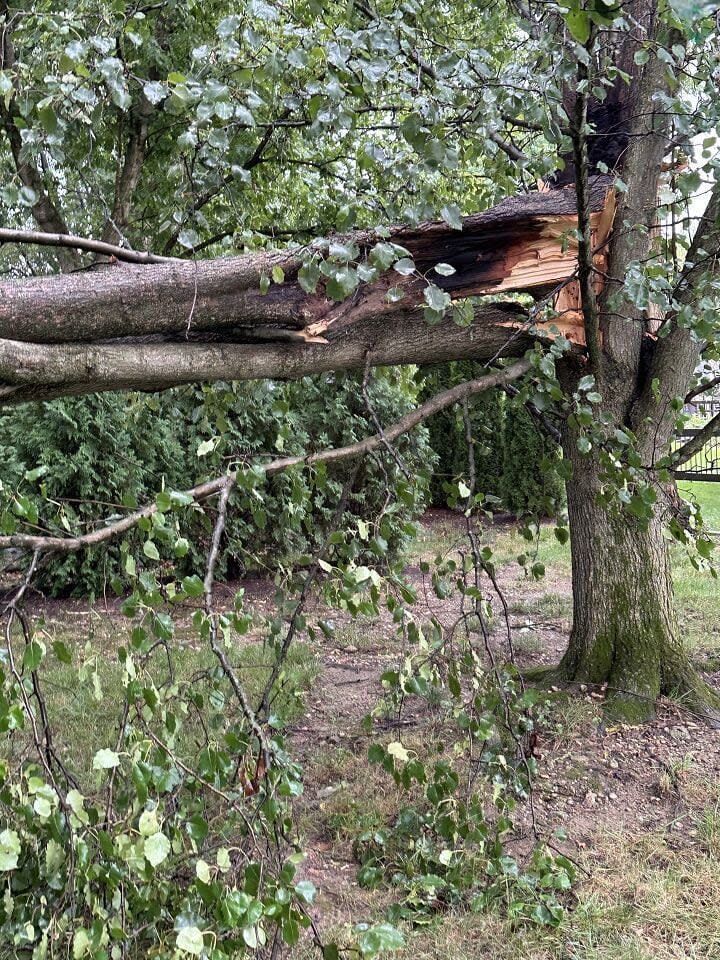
[0,228,179,265]
[685,375,720,404]
[0,358,531,553]
[674,410,720,467]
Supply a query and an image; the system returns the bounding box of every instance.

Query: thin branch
[685,375,720,404]
[203,477,273,772]
[673,410,720,466]
[361,352,411,480]
[0,228,179,264]
[489,130,528,164]
[571,39,602,373]
[0,358,531,554]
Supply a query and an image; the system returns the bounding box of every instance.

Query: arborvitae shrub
[500,401,565,516]
[419,363,564,516]
[420,362,505,504]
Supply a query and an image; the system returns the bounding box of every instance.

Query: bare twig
[203,478,273,772]
[0,227,179,264]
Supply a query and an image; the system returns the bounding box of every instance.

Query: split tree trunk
[558,430,720,723]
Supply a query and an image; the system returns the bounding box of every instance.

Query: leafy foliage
[0,370,433,596]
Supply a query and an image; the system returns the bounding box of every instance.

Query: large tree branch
[0,358,531,552]
[0,305,531,404]
[0,185,602,402]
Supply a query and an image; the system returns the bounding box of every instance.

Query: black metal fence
[674,398,720,482]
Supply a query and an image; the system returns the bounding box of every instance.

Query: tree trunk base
[521,660,720,727]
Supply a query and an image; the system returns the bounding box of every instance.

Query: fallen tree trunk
[0,180,613,403]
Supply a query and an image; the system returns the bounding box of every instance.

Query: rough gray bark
[0,183,611,403]
[556,0,720,720]
[559,422,720,722]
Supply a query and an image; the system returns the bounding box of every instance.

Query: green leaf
[298,260,321,293]
[272,265,285,285]
[67,789,89,824]
[176,926,205,956]
[386,741,410,762]
[358,923,405,957]
[24,465,49,482]
[143,540,160,561]
[393,257,415,276]
[565,9,591,43]
[93,749,120,770]
[23,639,45,672]
[386,286,405,303]
[0,829,21,871]
[138,809,160,837]
[52,639,72,664]
[294,879,317,903]
[72,930,92,960]
[440,204,463,230]
[182,575,205,598]
[434,262,456,276]
[174,538,190,558]
[144,831,171,867]
[424,284,452,313]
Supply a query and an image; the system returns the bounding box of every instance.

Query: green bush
[0,393,187,597]
[0,369,434,596]
[500,402,565,516]
[419,362,564,516]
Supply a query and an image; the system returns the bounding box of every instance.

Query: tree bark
[0,183,612,403]
[558,425,720,723]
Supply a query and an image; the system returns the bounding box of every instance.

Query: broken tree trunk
[0,179,614,404]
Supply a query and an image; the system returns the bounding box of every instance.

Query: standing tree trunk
[559,427,720,722]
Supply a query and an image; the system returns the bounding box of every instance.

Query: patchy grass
[1,626,319,780]
[295,825,720,960]
[8,501,720,960]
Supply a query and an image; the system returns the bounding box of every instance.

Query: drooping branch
[0,358,531,552]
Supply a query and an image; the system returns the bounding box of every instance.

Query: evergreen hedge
[419,362,565,516]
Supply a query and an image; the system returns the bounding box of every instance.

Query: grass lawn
[678,479,720,530]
